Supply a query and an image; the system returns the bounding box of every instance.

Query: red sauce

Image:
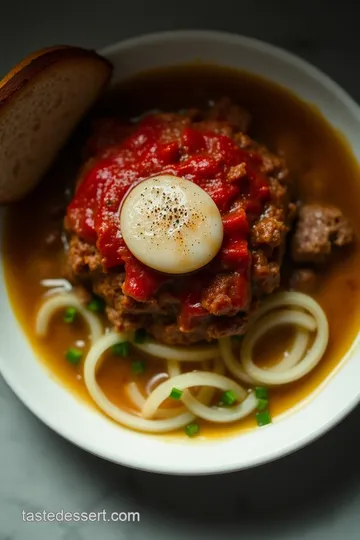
[67,113,270,325]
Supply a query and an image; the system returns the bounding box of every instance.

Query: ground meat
[65,99,293,345]
[289,268,317,294]
[292,204,353,263]
[149,322,210,346]
[150,306,248,343]
[154,113,192,143]
[207,315,248,339]
[193,120,234,138]
[66,236,103,279]
[227,163,247,183]
[235,133,289,180]
[251,216,287,249]
[201,273,251,317]
[94,273,174,317]
[106,306,149,334]
[251,250,281,295]
[205,97,251,133]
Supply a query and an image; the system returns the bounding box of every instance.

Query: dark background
[1,1,360,539]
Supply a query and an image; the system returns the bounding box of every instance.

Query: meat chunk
[207,315,248,339]
[289,268,317,294]
[201,273,250,316]
[252,251,280,295]
[94,273,175,317]
[234,133,289,181]
[66,235,103,279]
[149,322,209,346]
[252,216,287,248]
[292,204,353,263]
[227,163,247,183]
[194,120,233,138]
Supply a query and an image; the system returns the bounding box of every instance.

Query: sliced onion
[241,293,328,385]
[182,391,257,423]
[126,382,186,418]
[142,372,248,419]
[84,332,194,432]
[270,327,309,372]
[40,278,72,295]
[42,289,329,432]
[167,359,181,377]
[133,340,218,361]
[36,292,103,342]
[219,338,257,385]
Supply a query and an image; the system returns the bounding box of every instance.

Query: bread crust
[0,46,112,203]
[0,46,112,106]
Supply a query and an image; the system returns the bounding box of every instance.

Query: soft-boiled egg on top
[120,174,224,274]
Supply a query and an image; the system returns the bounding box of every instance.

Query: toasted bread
[0,46,112,203]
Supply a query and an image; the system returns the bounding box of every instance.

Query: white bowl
[1,30,360,475]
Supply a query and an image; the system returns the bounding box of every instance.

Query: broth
[3,64,360,438]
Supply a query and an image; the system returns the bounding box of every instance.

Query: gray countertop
[1,1,360,538]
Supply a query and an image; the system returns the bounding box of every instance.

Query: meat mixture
[64,98,300,344]
[291,204,353,263]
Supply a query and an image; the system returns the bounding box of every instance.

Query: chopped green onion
[65,347,83,365]
[64,307,77,323]
[87,296,105,313]
[256,410,272,427]
[170,388,183,400]
[231,335,243,343]
[111,342,130,357]
[220,390,237,406]
[257,398,268,411]
[134,328,148,344]
[131,360,145,374]
[185,422,200,437]
[255,386,268,400]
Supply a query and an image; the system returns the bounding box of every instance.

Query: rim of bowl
[1,29,360,475]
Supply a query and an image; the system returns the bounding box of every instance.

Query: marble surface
[1,1,360,538]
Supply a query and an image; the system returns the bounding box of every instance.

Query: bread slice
[0,46,112,203]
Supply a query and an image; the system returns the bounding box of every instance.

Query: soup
[3,64,360,438]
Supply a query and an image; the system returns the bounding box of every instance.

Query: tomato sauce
[67,114,270,318]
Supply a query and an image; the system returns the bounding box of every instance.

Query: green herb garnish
[131,360,145,374]
[87,296,105,313]
[64,307,77,323]
[220,390,237,406]
[256,410,272,427]
[185,422,200,437]
[65,347,83,365]
[170,388,183,400]
[257,398,269,412]
[255,387,268,400]
[111,342,130,357]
